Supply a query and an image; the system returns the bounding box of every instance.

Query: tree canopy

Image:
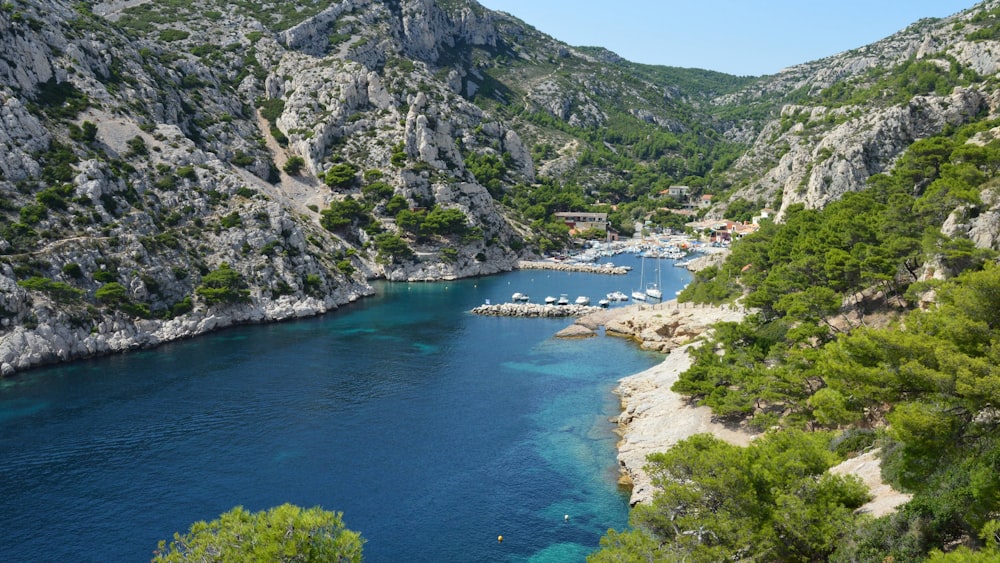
[153,503,363,563]
[595,114,1000,562]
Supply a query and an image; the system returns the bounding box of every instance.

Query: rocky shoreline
[584,300,909,513]
[0,288,372,377]
[571,301,754,505]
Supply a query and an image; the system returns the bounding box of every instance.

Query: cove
[0,254,690,562]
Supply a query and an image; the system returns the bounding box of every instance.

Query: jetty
[517,261,629,275]
[471,303,604,317]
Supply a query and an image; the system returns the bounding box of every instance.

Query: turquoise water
[0,255,690,562]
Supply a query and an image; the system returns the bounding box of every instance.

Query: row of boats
[510,290,635,308]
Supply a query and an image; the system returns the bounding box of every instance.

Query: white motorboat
[511,292,529,302]
[598,298,610,308]
[544,296,557,305]
[574,295,590,306]
[631,290,647,301]
[606,291,629,302]
[557,294,569,306]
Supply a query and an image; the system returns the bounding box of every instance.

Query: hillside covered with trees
[590,113,1000,561]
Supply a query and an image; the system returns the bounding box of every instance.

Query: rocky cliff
[0,0,535,374]
[3,0,1000,376]
[716,1,1000,254]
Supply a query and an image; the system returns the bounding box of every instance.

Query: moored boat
[574,295,590,306]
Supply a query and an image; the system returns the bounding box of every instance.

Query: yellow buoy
[498,535,503,543]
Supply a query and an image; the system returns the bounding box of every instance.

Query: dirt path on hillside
[254,112,330,218]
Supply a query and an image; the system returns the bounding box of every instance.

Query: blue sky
[476,1,979,76]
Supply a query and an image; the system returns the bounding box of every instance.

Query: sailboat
[631,253,647,301]
[646,257,663,300]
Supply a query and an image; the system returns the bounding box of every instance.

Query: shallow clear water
[0,254,689,562]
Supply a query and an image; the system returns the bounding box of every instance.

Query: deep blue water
[0,254,690,562]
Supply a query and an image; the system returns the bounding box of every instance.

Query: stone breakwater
[470,302,603,317]
[516,261,629,275]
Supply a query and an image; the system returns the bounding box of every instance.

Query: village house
[659,185,690,199]
[553,211,609,237]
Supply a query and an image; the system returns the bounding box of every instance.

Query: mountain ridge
[1,0,999,375]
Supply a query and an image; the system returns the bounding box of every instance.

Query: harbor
[497,234,721,312]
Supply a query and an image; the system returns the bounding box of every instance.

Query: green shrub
[303,274,322,295]
[270,126,288,147]
[232,151,254,166]
[320,197,369,232]
[95,281,128,305]
[32,77,89,119]
[283,156,305,175]
[384,194,408,215]
[373,233,412,263]
[177,165,197,180]
[440,247,458,263]
[220,212,242,228]
[62,263,83,278]
[256,98,285,123]
[158,29,190,42]
[323,163,358,189]
[126,136,148,156]
[195,263,250,305]
[361,181,393,201]
[93,270,117,283]
[170,295,194,317]
[390,143,407,167]
[19,204,47,224]
[17,276,83,301]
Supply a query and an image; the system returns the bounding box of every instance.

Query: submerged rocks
[553,324,596,338]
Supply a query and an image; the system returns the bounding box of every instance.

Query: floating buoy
[564,514,569,521]
[498,535,503,543]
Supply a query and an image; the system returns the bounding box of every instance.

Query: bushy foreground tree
[590,431,868,562]
[153,503,363,562]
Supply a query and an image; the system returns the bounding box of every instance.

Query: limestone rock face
[728,88,990,220]
[0,0,569,376]
[712,4,1000,252]
[0,96,48,181]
